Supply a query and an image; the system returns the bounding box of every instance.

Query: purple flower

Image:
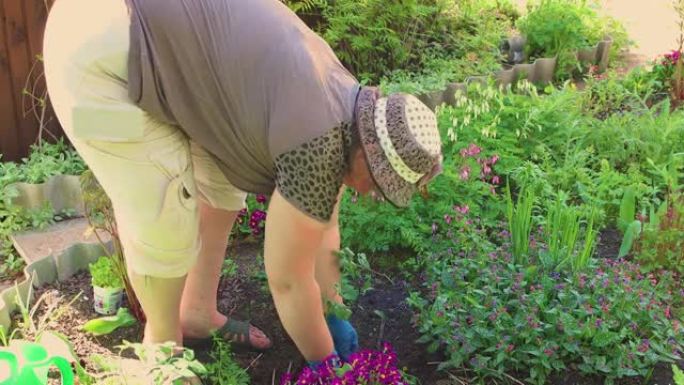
[638,339,651,353]
[282,344,409,385]
[256,194,268,204]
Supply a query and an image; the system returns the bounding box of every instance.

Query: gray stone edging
[417,36,614,111]
[5,174,85,216]
[0,241,104,330]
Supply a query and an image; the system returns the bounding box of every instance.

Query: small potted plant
[89,256,124,315]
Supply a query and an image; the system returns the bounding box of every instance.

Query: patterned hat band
[372,96,442,185]
[373,98,424,184]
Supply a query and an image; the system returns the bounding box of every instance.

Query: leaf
[618,220,641,258]
[618,187,636,232]
[82,307,137,336]
[673,365,684,385]
[592,331,619,348]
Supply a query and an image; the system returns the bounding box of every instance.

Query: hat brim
[355,88,415,208]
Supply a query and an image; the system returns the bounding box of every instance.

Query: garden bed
[25,234,683,385]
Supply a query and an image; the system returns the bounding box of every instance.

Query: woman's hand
[326,314,359,361]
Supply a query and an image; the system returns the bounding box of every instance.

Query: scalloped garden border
[0,240,103,330]
[1,173,92,330]
[417,36,614,110]
[6,174,84,215]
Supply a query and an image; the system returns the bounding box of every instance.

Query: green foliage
[0,141,85,279]
[327,248,374,320]
[90,341,207,385]
[410,244,684,385]
[0,139,85,186]
[203,335,250,385]
[286,0,511,85]
[81,170,144,321]
[516,0,628,80]
[635,191,684,274]
[617,187,642,258]
[506,185,534,265]
[674,364,684,385]
[89,256,124,289]
[221,258,239,279]
[540,193,596,273]
[82,307,137,336]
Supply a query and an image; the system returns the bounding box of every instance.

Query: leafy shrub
[410,238,684,384]
[675,364,684,385]
[634,191,684,274]
[0,141,85,279]
[516,0,628,80]
[0,139,85,187]
[89,256,124,289]
[284,0,512,85]
[203,336,250,385]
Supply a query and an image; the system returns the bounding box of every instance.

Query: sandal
[183,318,273,352]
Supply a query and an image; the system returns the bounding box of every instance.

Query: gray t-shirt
[126,0,360,221]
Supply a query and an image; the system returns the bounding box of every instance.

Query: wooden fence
[0,0,62,163]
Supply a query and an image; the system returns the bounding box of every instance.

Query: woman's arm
[264,188,335,361]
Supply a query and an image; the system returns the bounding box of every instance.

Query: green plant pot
[93,286,123,316]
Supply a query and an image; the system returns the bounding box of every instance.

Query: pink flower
[459,165,471,180]
[490,155,500,165]
[491,175,501,185]
[454,205,470,215]
[460,143,482,158]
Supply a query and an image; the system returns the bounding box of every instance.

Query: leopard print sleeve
[274,123,352,222]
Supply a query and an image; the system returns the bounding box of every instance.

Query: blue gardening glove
[325,314,359,361]
[307,349,339,369]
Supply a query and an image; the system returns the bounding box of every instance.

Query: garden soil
[30,234,681,385]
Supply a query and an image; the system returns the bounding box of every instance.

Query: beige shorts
[44,0,246,278]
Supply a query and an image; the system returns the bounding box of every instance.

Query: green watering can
[0,341,74,385]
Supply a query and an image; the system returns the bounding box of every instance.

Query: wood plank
[3,0,34,159]
[0,0,20,161]
[22,0,51,146]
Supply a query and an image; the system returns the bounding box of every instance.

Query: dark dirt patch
[219,241,448,384]
[595,228,623,260]
[29,271,143,371]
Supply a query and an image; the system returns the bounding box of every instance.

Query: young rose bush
[409,242,684,385]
